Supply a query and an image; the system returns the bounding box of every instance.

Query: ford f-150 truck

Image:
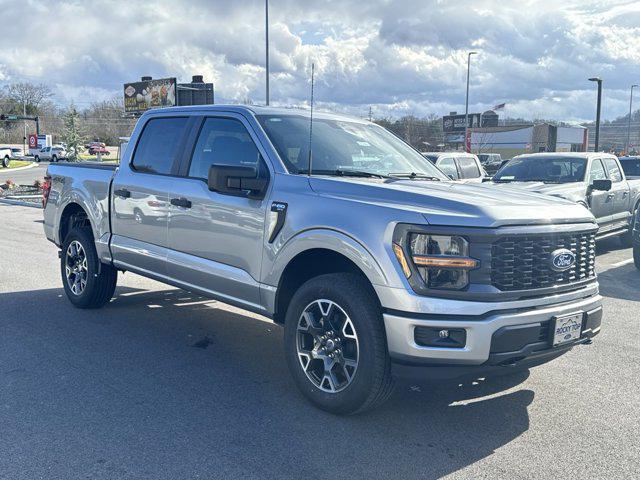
[43,106,603,414]
[492,152,640,245]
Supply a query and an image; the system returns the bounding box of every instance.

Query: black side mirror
[591,179,612,191]
[447,174,456,180]
[208,164,268,199]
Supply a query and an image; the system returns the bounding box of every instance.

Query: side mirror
[208,164,268,199]
[447,174,456,180]
[591,179,612,191]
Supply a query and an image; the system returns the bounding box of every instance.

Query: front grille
[491,231,596,291]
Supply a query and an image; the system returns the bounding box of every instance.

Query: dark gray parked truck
[492,153,640,245]
[43,106,603,413]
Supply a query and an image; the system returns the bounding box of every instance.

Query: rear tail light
[42,175,52,208]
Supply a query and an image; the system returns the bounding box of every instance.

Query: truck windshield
[493,156,587,183]
[257,114,448,180]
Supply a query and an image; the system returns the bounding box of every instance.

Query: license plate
[552,313,583,346]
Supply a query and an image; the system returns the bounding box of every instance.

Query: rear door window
[603,157,623,182]
[132,117,188,175]
[457,156,481,178]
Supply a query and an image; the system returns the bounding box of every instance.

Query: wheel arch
[58,202,93,244]
[268,230,388,324]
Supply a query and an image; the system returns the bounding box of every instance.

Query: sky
[1,0,640,122]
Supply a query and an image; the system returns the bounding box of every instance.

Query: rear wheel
[34,155,40,163]
[634,241,640,270]
[284,273,394,414]
[1,156,9,168]
[51,155,58,163]
[61,227,117,308]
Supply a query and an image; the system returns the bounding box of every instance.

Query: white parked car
[422,152,487,183]
[0,147,12,168]
[10,147,24,159]
[34,146,67,163]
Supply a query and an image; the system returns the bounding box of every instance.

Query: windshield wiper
[315,169,390,179]
[388,172,441,181]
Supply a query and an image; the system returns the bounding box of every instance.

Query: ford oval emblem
[551,249,576,271]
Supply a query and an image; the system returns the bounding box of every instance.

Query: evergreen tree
[61,104,84,162]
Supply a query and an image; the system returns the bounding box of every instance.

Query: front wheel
[634,240,640,270]
[284,273,394,414]
[34,155,40,163]
[51,155,58,163]
[620,206,638,248]
[1,156,9,168]
[61,227,117,308]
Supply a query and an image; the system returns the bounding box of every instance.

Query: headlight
[393,233,478,290]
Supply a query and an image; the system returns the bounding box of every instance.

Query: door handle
[607,193,615,199]
[170,197,192,208]
[622,191,629,197]
[114,188,131,198]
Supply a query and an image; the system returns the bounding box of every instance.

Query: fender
[261,228,390,313]
[54,188,110,261]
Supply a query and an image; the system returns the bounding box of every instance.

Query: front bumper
[382,286,602,368]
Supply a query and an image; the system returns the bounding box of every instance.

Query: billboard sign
[443,113,483,133]
[28,134,38,149]
[123,77,176,114]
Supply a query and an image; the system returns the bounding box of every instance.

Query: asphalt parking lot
[1,204,638,479]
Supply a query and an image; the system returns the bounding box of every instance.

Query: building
[468,123,588,158]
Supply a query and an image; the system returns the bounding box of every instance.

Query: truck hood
[309,176,594,228]
[489,181,588,204]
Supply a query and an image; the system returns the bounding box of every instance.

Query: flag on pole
[493,103,506,110]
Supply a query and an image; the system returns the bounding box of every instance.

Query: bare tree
[4,82,53,114]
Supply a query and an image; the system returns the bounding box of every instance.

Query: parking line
[611,258,634,268]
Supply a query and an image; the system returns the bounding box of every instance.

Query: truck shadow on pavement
[596,263,640,302]
[1,286,534,479]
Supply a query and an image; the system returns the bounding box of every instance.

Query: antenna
[307,62,315,177]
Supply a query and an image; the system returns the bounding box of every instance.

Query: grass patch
[6,160,30,169]
[79,154,119,164]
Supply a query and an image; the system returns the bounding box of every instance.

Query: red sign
[28,134,37,149]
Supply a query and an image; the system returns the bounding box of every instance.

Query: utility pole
[368,106,372,122]
[589,77,603,152]
[23,100,27,154]
[464,51,477,153]
[265,0,270,106]
[626,84,638,154]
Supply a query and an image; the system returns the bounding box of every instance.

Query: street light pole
[589,77,602,152]
[265,0,270,106]
[464,51,477,153]
[626,84,637,154]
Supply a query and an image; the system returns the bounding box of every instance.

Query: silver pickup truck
[491,153,640,245]
[43,106,603,414]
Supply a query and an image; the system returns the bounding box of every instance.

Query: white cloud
[0,0,638,121]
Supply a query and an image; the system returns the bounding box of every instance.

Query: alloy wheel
[65,240,88,295]
[296,299,359,393]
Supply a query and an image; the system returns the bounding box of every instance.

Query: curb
[0,162,38,173]
[0,198,42,209]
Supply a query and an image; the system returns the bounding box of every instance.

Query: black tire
[51,155,57,163]
[634,242,640,270]
[61,227,117,309]
[1,156,8,168]
[34,155,40,163]
[284,273,394,414]
[620,206,637,248]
